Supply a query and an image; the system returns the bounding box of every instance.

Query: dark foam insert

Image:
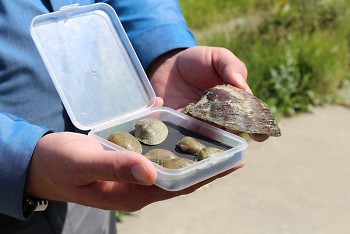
[130,121,231,160]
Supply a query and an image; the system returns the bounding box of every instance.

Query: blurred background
[182,0,350,117]
[117,0,350,233]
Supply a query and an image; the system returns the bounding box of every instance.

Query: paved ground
[117,105,350,234]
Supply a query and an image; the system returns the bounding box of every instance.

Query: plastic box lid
[30,3,156,130]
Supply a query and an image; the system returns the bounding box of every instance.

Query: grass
[179,0,271,29]
[180,0,350,118]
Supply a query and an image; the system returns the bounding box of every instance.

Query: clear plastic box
[30,3,248,191]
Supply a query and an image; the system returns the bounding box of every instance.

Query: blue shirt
[0,0,197,220]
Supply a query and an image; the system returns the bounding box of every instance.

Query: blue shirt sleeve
[0,112,50,220]
[105,0,198,70]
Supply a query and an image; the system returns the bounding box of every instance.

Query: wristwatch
[23,197,48,213]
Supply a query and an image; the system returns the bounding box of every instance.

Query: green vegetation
[180,0,350,118]
[179,0,263,29]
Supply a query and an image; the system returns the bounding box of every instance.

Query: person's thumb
[80,150,158,186]
[154,96,164,108]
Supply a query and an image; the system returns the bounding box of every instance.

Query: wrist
[25,131,54,204]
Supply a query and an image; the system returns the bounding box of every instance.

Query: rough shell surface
[197,147,225,161]
[108,131,142,153]
[183,84,281,137]
[162,157,196,169]
[135,118,169,145]
[144,149,178,166]
[177,136,206,156]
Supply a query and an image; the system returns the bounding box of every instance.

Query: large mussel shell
[183,84,281,137]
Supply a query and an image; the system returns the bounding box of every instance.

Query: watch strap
[23,197,48,214]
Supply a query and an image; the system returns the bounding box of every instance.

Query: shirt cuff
[0,114,51,220]
[131,24,198,71]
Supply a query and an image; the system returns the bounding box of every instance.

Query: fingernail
[233,72,244,80]
[131,165,150,185]
[233,73,252,94]
[233,73,246,87]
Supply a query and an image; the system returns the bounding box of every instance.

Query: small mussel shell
[135,118,169,145]
[177,136,206,156]
[183,84,281,137]
[162,157,196,169]
[108,131,142,153]
[196,147,225,161]
[144,149,178,166]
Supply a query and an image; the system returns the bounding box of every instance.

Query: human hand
[147,46,268,142]
[26,131,243,212]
